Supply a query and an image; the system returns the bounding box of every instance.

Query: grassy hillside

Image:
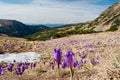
[25,23,98,41]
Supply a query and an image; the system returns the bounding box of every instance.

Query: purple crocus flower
[78,59,86,69]
[54,49,62,68]
[81,52,87,59]
[78,63,82,69]
[30,63,33,69]
[90,59,95,65]
[96,57,100,63]
[65,50,76,79]
[15,66,25,76]
[18,63,22,67]
[7,63,14,72]
[52,65,54,70]
[0,64,4,75]
[73,60,78,68]
[30,62,37,69]
[33,63,37,68]
[21,65,26,73]
[90,50,95,53]
[0,64,4,68]
[15,69,20,75]
[24,64,28,69]
[15,67,21,75]
[80,59,83,64]
[62,61,67,69]
[83,59,86,64]
[0,69,4,75]
[97,41,102,45]
[65,51,75,69]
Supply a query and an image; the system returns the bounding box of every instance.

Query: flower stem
[70,68,74,80]
[57,64,60,76]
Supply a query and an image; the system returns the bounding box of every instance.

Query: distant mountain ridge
[26,1,120,41]
[0,19,49,37]
[43,24,65,27]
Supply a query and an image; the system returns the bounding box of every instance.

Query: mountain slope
[0,19,49,37]
[84,2,120,31]
[26,1,120,41]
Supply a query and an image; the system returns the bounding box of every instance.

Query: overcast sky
[0,0,119,24]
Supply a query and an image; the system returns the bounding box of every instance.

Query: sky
[0,0,119,24]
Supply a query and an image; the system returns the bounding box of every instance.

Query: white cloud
[0,0,110,24]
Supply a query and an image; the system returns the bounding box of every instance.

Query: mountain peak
[0,19,24,26]
[0,19,13,26]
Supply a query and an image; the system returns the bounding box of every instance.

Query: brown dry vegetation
[0,32,120,80]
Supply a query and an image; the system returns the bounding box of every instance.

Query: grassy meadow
[0,32,120,80]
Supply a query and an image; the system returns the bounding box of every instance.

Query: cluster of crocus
[52,49,79,79]
[52,48,101,80]
[78,52,87,68]
[15,62,37,75]
[7,63,14,72]
[90,56,100,66]
[15,62,27,75]
[0,62,37,75]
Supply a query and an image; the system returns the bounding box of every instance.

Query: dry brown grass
[0,32,120,80]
